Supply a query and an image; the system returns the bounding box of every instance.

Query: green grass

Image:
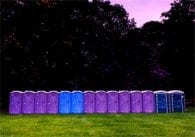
[0,110,195,137]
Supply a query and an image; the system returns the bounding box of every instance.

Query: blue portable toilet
[71,91,84,113]
[154,90,168,113]
[59,91,71,114]
[168,90,185,112]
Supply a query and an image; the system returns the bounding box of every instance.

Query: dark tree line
[1,0,194,110]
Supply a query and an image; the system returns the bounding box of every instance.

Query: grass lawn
[0,108,195,137]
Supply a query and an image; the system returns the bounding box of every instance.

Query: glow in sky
[110,0,174,27]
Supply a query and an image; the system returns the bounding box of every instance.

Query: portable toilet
[46,91,58,114]
[130,90,142,113]
[154,90,168,113]
[168,90,185,112]
[71,91,84,113]
[9,91,23,114]
[22,90,35,114]
[119,90,130,113]
[95,90,107,113]
[59,91,71,114]
[142,90,155,113]
[34,91,47,114]
[84,91,95,114]
[107,90,119,113]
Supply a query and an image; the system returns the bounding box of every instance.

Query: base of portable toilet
[22,90,35,114]
[9,91,23,115]
[154,90,168,113]
[168,90,185,112]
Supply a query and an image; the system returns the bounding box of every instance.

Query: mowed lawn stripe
[0,112,195,137]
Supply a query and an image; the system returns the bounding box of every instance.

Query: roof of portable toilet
[24,90,34,92]
[72,90,83,93]
[84,90,94,93]
[36,90,47,93]
[107,90,117,93]
[130,90,141,93]
[60,90,71,93]
[96,90,106,93]
[168,90,184,94]
[154,90,167,94]
[10,90,23,93]
[119,90,129,93]
[23,90,35,94]
[142,90,153,93]
[48,90,59,93]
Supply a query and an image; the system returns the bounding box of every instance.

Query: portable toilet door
[130,90,142,113]
[168,90,185,112]
[95,91,107,113]
[34,91,47,114]
[84,91,95,114]
[22,90,35,114]
[71,91,84,113]
[154,90,168,113]
[119,90,130,113]
[107,90,119,113]
[9,91,23,114]
[142,90,155,113]
[59,91,71,114]
[47,91,59,114]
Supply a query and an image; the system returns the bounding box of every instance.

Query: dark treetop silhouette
[1,0,194,110]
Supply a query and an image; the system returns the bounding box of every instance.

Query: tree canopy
[1,0,194,109]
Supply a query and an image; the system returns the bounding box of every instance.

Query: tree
[1,0,135,109]
[160,0,195,98]
[139,21,171,89]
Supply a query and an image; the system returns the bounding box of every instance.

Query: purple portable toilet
[84,91,95,114]
[46,91,59,114]
[107,90,118,113]
[142,90,155,113]
[130,90,142,113]
[34,91,47,114]
[9,91,23,114]
[95,90,107,113]
[119,90,130,113]
[22,90,35,114]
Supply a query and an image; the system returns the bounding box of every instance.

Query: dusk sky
[110,0,174,27]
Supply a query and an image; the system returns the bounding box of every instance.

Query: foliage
[1,0,194,109]
[1,0,133,90]
[160,0,195,97]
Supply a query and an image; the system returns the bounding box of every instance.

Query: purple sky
[110,0,174,27]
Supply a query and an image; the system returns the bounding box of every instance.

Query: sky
[110,0,174,27]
